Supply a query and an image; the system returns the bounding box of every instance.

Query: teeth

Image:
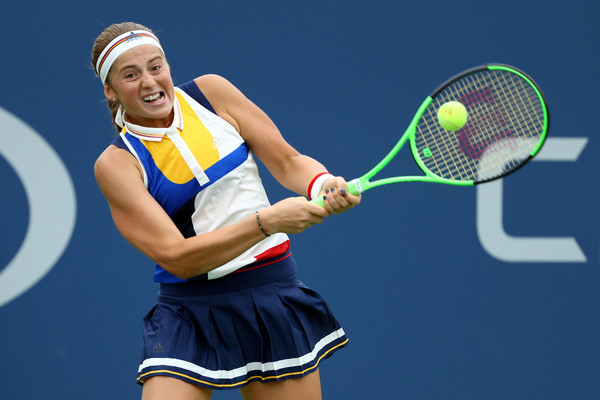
[144,93,162,102]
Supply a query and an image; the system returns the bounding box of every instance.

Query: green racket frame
[312,64,549,207]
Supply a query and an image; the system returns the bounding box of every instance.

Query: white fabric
[96,30,164,83]
[310,173,335,200]
[118,95,183,139]
[118,87,289,280]
[138,328,346,380]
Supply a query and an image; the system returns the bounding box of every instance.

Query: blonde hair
[91,22,155,132]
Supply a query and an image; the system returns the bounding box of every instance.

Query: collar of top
[117,95,184,141]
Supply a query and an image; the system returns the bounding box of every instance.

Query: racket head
[410,64,549,184]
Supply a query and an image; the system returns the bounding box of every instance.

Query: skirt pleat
[137,251,348,389]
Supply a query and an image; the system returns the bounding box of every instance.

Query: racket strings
[415,68,546,183]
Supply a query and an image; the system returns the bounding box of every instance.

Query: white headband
[95,30,164,84]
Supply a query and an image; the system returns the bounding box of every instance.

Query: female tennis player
[91,22,360,400]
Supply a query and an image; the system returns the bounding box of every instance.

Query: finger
[308,198,330,217]
[311,214,325,225]
[321,196,337,215]
[337,187,361,208]
[330,188,353,210]
[344,188,361,206]
[321,188,341,213]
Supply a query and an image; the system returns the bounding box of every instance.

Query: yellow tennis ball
[437,101,468,131]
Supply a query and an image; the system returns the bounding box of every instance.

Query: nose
[141,71,157,86]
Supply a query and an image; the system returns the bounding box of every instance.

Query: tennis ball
[437,101,468,131]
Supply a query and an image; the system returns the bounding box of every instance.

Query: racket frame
[348,96,472,197]
[316,64,550,203]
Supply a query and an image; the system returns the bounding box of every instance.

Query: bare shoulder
[95,144,132,174]
[192,74,250,109]
[191,74,246,131]
[192,74,239,97]
[94,145,143,190]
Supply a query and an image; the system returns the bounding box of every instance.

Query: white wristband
[309,173,335,200]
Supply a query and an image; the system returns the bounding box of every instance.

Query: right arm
[94,145,327,279]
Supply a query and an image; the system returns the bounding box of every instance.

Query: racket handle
[310,179,360,207]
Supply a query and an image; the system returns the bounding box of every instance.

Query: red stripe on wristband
[307,172,331,200]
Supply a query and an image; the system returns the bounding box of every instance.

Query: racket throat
[348,178,364,195]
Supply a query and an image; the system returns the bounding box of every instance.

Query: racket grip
[309,179,360,207]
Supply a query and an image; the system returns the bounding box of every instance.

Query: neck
[125,109,174,129]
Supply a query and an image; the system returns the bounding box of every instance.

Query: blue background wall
[1,0,598,398]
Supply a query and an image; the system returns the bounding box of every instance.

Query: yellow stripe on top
[142,92,220,184]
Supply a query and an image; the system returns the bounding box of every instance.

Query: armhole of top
[178,80,217,115]
[110,133,126,149]
[111,132,149,187]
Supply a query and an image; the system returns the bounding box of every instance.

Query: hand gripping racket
[312,64,549,206]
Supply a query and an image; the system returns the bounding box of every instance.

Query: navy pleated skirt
[137,250,348,389]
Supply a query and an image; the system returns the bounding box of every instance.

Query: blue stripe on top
[170,143,250,236]
[178,80,217,114]
[111,136,249,217]
[109,80,256,284]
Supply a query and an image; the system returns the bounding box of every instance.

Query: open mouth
[143,92,165,103]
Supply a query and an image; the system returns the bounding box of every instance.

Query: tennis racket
[312,63,549,206]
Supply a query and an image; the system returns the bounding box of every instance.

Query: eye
[122,70,139,81]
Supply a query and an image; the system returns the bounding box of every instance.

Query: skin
[95,44,360,399]
[141,371,322,400]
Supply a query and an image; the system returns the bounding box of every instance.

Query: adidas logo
[151,343,165,354]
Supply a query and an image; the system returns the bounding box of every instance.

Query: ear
[104,84,117,102]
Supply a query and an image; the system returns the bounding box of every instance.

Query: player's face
[104,45,175,128]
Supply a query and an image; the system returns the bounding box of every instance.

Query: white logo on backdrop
[476,137,588,263]
[0,107,77,307]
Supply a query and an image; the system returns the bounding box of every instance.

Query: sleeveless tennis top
[111,80,290,283]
